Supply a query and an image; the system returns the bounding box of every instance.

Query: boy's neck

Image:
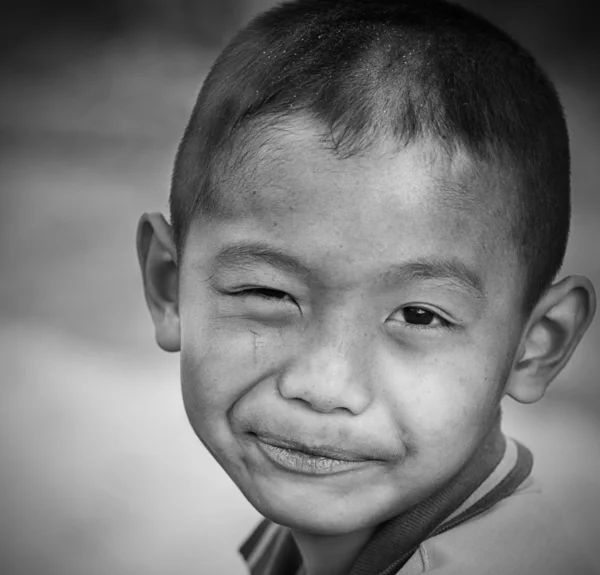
[291,526,375,575]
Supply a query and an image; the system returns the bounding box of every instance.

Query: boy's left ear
[506,275,596,404]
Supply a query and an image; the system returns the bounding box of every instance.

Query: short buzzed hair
[170,0,571,313]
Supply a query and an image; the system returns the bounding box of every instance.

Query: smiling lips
[253,433,375,475]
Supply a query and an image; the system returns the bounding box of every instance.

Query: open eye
[389,306,452,329]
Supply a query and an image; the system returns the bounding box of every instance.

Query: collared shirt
[239,422,535,575]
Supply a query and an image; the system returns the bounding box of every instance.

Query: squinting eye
[230,287,300,319]
[231,288,300,311]
[392,306,451,329]
[241,288,292,302]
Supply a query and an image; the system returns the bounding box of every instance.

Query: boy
[136,0,597,573]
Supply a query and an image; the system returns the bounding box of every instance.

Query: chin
[266,509,365,535]
[251,491,391,535]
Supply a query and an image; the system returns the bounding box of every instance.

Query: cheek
[380,344,508,449]
[179,315,289,421]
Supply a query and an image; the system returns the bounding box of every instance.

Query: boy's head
[171,0,572,313]
[137,0,595,536]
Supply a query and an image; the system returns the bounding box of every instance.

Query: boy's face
[178,121,526,535]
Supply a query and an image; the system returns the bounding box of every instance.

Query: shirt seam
[419,543,430,572]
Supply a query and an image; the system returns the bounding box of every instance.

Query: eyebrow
[212,241,312,279]
[379,259,486,302]
[212,241,485,301]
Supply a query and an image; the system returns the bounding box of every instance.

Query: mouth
[251,433,373,476]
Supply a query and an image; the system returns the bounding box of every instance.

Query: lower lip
[255,438,368,476]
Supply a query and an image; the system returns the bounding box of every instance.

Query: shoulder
[400,476,597,575]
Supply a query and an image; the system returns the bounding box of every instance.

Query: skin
[137,120,595,575]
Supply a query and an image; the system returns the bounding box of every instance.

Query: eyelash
[391,306,455,330]
[233,288,291,301]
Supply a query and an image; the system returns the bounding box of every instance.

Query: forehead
[197,119,519,292]
[222,118,512,215]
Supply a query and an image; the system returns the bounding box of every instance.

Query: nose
[277,330,373,415]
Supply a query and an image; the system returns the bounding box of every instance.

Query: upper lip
[252,432,373,462]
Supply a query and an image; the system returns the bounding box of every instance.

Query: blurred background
[1,1,599,574]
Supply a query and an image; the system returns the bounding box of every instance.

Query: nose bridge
[277,311,372,414]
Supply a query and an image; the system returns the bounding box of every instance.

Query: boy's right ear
[136,213,181,352]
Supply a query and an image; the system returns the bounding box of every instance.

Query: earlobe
[506,275,596,404]
[136,212,181,352]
